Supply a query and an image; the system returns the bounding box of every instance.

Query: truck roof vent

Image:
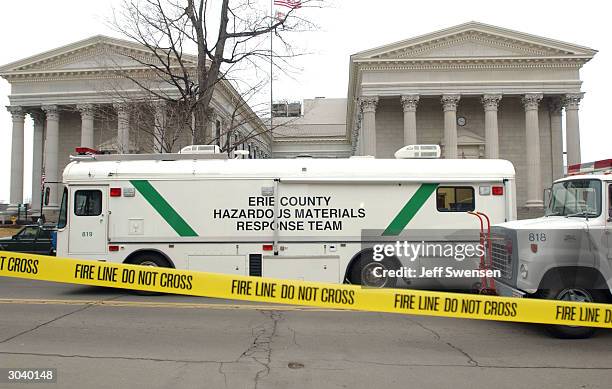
[179,145,221,154]
[394,145,441,159]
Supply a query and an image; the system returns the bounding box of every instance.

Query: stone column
[153,101,166,153]
[7,106,25,211]
[42,105,60,209]
[205,109,217,145]
[359,96,378,157]
[441,94,460,159]
[77,104,95,149]
[548,98,564,181]
[522,93,543,208]
[401,95,419,146]
[114,103,130,153]
[30,111,45,213]
[564,93,584,166]
[482,94,502,159]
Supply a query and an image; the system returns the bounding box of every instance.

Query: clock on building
[457,117,466,126]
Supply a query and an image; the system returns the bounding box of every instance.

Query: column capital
[521,93,543,110]
[547,97,564,114]
[28,111,45,126]
[77,104,95,119]
[481,94,502,111]
[206,108,218,121]
[113,102,130,115]
[400,95,419,112]
[6,106,25,121]
[563,92,585,110]
[41,105,60,120]
[441,94,460,111]
[359,96,379,113]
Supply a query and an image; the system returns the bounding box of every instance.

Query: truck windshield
[546,179,601,217]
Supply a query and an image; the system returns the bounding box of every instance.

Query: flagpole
[270,0,274,134]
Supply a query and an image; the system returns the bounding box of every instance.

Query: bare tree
[108,0,322,148]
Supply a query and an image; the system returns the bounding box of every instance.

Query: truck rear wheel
[349,251,397,288]
[538,287,607,339]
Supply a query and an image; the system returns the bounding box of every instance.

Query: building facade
[275,22,596,218]
[2,22,597,219]
[1,36,271,216]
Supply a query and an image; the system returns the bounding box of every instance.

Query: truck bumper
[495,280,526,298]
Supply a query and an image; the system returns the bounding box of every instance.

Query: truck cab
[492,159,612,338]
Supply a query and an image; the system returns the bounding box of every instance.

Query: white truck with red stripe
[55,147,516,290]
[491,159,612,338]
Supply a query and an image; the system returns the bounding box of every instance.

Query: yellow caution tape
[1,250,611,328]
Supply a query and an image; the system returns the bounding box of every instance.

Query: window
[58,188,68,228]
[38,229,52,239]
[16,226,39,240]
[215,120,221,146]
[546,179,601,217]
[74,190,102,216]
[436,187,475,212]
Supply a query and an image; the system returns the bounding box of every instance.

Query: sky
[0,0,611,204]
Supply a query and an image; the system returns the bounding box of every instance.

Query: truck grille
[490,236,512,280]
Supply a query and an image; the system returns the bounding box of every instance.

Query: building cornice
[354,56,590,71]
[273,137,349,144]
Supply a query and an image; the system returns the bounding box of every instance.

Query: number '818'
[528,232,546,242]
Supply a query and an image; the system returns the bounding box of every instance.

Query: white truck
[56,146,516,290]
[492,159,612,338]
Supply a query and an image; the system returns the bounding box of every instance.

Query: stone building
[274,22,596,217]
[1,35,271,216]
[2,22,598,219]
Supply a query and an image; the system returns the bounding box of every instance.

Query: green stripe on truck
[130,180,198,237]
[382,183,439,236]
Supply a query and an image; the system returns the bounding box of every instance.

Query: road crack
[233,310,282,389]
[406,317,478,366]
[0,294,125,344]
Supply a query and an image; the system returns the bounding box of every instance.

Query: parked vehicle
[0,224,57,255]
[56,145,516,291]
[492,159,612,338]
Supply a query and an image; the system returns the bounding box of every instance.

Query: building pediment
[0,35,196,76]
[353,21,597,60]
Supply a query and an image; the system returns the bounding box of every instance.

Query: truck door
[68,187,108,256]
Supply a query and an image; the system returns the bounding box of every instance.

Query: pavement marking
[0,298,346,312]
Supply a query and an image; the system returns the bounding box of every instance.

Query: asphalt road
[1,277,611,389]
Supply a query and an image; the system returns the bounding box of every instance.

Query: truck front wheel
[538,287,607,339]
[126,252,172,295]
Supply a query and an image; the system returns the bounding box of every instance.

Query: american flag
[274,0,301,9]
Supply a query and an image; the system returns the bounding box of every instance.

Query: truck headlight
[520,264,528,279]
